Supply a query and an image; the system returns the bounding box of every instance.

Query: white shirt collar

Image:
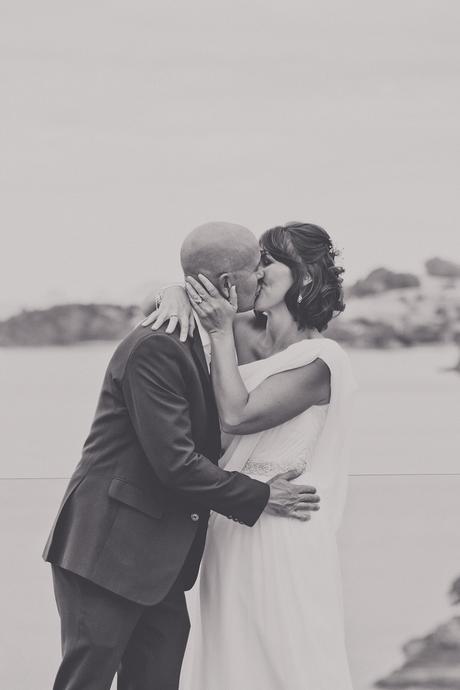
[193,311,211,370]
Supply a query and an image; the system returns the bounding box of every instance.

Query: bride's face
[254,249,294,312]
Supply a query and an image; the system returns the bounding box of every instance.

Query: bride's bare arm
[185,275,331,436]
[211,334,329,435]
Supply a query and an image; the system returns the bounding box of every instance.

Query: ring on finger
[192,296,203,304]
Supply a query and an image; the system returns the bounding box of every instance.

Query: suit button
[191,513,200,522]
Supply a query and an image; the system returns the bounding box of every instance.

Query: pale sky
[2,0,459,316]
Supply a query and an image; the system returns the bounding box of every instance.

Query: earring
[297,275,312,303]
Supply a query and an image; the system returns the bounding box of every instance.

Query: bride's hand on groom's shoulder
[266,469,321,521]
[185,274,237,336]
[142,285,195,342]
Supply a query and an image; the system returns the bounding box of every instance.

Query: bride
[144,222,357,690]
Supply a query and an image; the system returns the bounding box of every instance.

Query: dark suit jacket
[43,326,269,605]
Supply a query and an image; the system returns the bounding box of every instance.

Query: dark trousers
[51,566,190,690]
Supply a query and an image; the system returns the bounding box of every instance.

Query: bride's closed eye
[260,251,274,267]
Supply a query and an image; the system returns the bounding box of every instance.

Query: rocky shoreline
[1,260,460,349]
[0,303,140,347]
[375,579,460,688]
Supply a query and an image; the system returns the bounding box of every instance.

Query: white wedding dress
[180,337,357,690]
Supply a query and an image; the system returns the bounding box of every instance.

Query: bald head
[180,222,262,311]
[180,222,259,279]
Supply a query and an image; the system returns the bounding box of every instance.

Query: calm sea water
[0,343,459,689]
[1,343,459,478]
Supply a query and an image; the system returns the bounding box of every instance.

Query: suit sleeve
[122,334,270,526]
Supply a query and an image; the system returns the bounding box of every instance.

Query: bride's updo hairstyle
[259,222,345,332]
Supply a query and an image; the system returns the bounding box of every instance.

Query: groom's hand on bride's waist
[265,469,320,521]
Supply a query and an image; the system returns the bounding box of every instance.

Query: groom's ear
[216,273,232,300]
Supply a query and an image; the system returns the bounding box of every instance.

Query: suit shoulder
[110,326,191,379]
[118,325,187,357]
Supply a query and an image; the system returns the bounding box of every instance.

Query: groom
[43,222,320,690]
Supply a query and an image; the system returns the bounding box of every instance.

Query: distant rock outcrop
[327,261,460,348]
[375,617,460,689]
[349,268,420,297]
[0,304,140,346]
[426,257,460,279]
[327,318,405,349]
[450,578,460,606]
[376,578,460,689]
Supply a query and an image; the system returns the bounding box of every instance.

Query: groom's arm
[121,333,270,526]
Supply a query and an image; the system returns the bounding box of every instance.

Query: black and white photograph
[1,2,459,689]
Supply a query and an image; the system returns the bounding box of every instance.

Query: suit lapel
[190,330,211,386]
[190,332,221,458]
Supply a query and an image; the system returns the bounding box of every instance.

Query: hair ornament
[328,242,341,259]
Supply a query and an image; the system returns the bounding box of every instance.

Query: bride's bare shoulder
[233,312,266,364]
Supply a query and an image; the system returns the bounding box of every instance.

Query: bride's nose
[256,266,265,280]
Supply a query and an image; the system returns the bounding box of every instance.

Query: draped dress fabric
[180,337,357,690]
